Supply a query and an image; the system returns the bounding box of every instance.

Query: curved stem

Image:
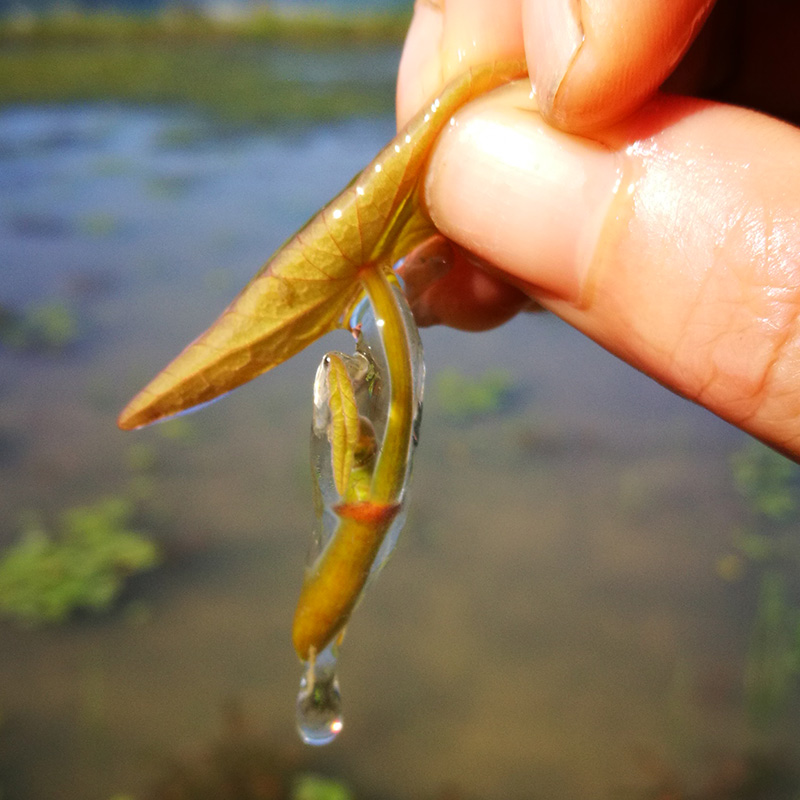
[292,262,415,660]
[359,262,414,504]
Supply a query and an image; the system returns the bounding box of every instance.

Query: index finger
[528,0,718,132]
[396,0,526,128]
[396,0,718,133]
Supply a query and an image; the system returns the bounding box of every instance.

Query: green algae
[0,300,80,353]
[0,498,160,626]
[731,441,799,522]
[434,367,516,421]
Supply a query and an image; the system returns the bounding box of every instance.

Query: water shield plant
[118,60,528,743]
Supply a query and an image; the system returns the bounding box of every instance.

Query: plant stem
[359,262,414,504]
[291,263,415,660]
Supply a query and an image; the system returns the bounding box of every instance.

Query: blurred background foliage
[0,4,409,125]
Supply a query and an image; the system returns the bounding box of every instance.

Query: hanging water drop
[293,267,424,744]
[296,646,344,746]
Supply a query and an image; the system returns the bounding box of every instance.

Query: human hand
[395,0,800,460]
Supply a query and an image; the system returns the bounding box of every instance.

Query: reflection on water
[1,104,799,800]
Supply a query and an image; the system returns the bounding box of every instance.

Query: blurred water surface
[1,85,799,799]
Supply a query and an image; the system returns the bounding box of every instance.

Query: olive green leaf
[325,354,361,498]
[118,61,527,431]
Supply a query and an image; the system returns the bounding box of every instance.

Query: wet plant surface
[2,44,800,800]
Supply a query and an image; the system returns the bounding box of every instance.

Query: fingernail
[423,84,617,303]
[525,0,584,115]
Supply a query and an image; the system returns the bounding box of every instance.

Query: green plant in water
[434,367,515,420]
[0,498,160,626]
[293,774,353,800]
[0,8,404,128]
[722,440,800,576]
[157,415,198,442]
[0,7,411,46]
[730,440,799,522]
[0,300,79,353]
[721,443,800,733]
[744,571,800,727]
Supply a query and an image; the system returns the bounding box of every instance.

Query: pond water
[1,99,799,800]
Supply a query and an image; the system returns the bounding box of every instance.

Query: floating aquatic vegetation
[0,498,160,626]
[434,367,515,421]
[719,441,800,578]
[293,774,354,800]
[0,299,80,353]
[118,62,527,743]
[156,416,198,442]
[0,11,402,129]
[0,7,410,47]
[730,441,799,522]
[720,442,800,729]
[744,571,800,727]
[125,442,159,473]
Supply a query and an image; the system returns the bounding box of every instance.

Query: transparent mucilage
[294,275,424,745]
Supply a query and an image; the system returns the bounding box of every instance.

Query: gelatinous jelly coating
[313,352,370,498]
[293,268,423,663]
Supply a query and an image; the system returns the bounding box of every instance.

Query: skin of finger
[530,0,717,133]
[396,0,525,128]
[396,1,444,128]
[574,99,800,456]
[401,238,530,329]
[423,88,800,457]
[424,82,617,301]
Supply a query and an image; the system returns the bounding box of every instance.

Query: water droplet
[296,655,343,746]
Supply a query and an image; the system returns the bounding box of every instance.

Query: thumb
[420,83,800,458]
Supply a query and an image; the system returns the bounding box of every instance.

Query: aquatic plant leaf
[325,354,361,498]
[0,499,159,626]
[118,60,527,430]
